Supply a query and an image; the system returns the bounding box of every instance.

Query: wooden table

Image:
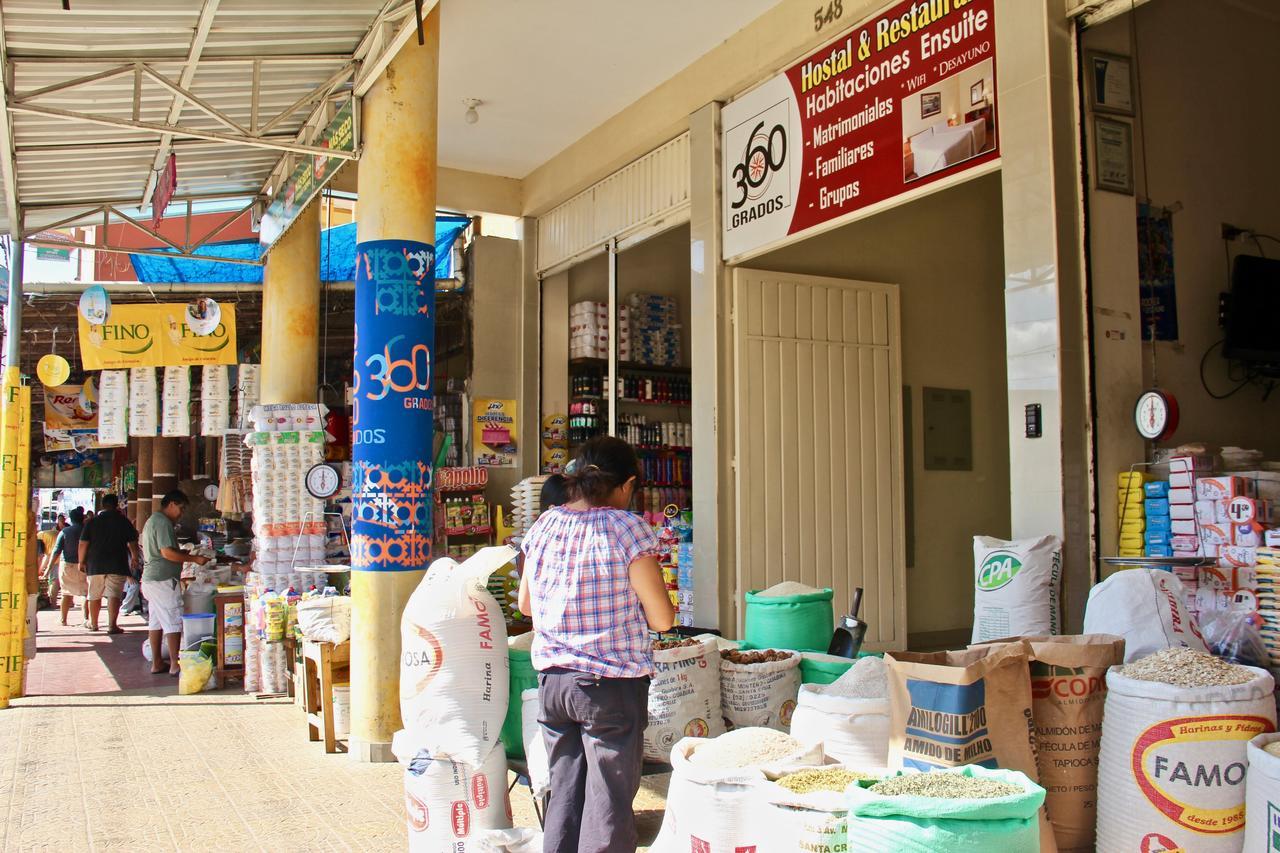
[301,639,350,754]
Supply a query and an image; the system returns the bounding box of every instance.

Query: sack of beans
[719,648,802,732]
[1096,647,1276,852]
[649,730,823,853]
[645,635,724,762]
[762,766,878,853]
[1245,732,1280,853]
[972,634,1125,851]
[846,766,1046,852]
[789,656,891,767]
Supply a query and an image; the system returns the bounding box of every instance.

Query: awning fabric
[128,216,472,285]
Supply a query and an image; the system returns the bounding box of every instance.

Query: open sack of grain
[1096,646,1276,852]
[846,766,1046,852]
[760,766,883,853]
[790,655,891,767]
[645,635,724,762]
[648,728,823,852]
[718,647,801,731]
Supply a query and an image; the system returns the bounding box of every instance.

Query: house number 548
[814,0,843,32]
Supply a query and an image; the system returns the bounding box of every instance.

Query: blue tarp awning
[128,216,471,285]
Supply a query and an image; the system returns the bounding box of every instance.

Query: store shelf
[441,525,494,537]
[636,446,693,453]
[570,357,691,375]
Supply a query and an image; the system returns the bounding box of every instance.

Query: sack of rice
[1082,568,1207,662]
[762,766,878,853]
[519,687,549,798]
[399,546,515,766]
[719,648,802,731]
[1096,647,1275,852]
[846,766,1046,852]
[789,656,891,767]
[649,731,823,853]
[1245,733,1280,853]
[971,534,1063,643]
[645,635,724,762]
[395,736,512,852]
[971,634,1125,851]
[744,582,834,653]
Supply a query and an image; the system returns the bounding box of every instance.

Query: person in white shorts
[141,491,209,676]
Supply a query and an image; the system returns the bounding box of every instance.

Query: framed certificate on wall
[1087,51,1135,116]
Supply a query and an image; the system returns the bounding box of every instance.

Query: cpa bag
[971,534,1062,643]
[399,546,515,766]
[1082,568,1207,662]
[973,634,1125,853]
[645,635,724,762]
[1096,664,1275,852]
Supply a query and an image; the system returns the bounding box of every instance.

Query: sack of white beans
[1096,648,1275,852]
[1245,733,1280,853]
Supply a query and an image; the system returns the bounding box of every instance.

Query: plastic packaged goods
[128,367,158,437]
[96,370,128,447]
[970,534,1063,642]
[161,365,191,437]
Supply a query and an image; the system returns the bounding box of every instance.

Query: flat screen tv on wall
[1224,254,1280,368]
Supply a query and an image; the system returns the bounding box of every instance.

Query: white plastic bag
[396,736,512,852]
[788,685,890,767]
[645,635,724,762]
[971,534,1062,642]
[1096,665,1275,852]
[519,687,549,798]
[473,828,542,853]
[719,649,802,731]
[399,546,515,766]
[1083,568,1207,661]
[297,595,351,644]
[1245,733,1280,853]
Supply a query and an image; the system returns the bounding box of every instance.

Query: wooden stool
[301,639,350,754]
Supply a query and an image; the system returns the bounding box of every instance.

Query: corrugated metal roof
[0,0,417,239]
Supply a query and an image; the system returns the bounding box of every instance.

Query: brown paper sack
[887,641,1058,853]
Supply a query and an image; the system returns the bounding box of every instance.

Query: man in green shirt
[141,490,209,676]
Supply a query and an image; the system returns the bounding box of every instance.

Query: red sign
[152,152,177,230]
[722,0,999,259]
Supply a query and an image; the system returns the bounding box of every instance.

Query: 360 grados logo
[730,119,787,211]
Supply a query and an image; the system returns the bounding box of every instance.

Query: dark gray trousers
[538,668,649,853]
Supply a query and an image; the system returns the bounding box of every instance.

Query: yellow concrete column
[260,199,320,405]
[349,6,439,764]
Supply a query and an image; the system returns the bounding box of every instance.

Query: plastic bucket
[744,588,834,653]
[332,684,350,737]
[503,635,538,758]
[181,612,215,649]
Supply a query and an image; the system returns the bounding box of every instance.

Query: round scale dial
[1134,390,1178,441]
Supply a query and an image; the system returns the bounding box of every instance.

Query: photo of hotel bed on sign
[902,58,996,182]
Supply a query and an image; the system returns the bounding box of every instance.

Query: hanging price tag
[1227,496,1257,524]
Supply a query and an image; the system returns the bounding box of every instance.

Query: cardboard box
[1196,476,1256,501]
[1232,471,1280,503]
[1266,529,1280,548]
[1169,487,1196,505]
[1171,520,1199,536]
[1171,454,1214,474]
[1170,503,1196,521]
[1169,471,1195,489]
[1220,545,1258,568]
[1195,500,1219,525]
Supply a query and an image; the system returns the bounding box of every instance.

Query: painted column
[151,437,179,512]
[135,437,154,524]
[349,5,439,764]
[260,199,321,405]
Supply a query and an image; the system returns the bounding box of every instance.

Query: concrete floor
[0,610,668,852]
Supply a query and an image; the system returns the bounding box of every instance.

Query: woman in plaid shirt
[518,436,675,853]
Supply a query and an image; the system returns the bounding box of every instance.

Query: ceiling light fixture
[463,99,483,125]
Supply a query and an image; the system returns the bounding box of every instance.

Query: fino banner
[350,239,435,572]
[721,0,999,259]
[77,303,238,370]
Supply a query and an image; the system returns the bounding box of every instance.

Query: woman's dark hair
[541,474,570,510]
[564,436,641,507]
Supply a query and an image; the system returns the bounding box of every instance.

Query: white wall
[752,173,1010,641]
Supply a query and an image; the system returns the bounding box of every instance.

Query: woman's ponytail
[564,436,642,506]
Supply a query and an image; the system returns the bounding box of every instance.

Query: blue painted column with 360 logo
[351,238,435,572]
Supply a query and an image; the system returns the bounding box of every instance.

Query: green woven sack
[501,636,538,759]
[744,587,834,653]
[846,766,1044,853]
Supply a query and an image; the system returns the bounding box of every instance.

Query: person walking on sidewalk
[517,437,675,853]
[141,491,210,676]
[80,494,141,634]
[46,507,89,628]
[37,514,66,608]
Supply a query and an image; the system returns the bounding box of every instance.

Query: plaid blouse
[522,505,663,678]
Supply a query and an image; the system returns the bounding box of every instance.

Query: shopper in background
[142,491,210,676]
[518,436,675,853]
[46,508,88,628]
[37,514,66,607]
[80,494,141,635]
[541,473,569,510]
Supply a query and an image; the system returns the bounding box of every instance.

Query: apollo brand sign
[976,550,1022,591]
[722,0,999,259]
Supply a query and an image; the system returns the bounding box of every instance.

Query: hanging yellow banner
[0,369,28,706]
[8,384,30,700]
[78,303,237,370]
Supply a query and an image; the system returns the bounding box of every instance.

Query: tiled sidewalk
[0,609,668,851]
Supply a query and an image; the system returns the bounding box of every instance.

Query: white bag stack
[396,735,512,852]
[1096,665,1275,852]
[96,370,128,447]
[236,363,260,429]
[161,366,190,437]
[719,650,802,731]
[971,534,1062,642]
[200,365,230,436]
[645,635,725,762]
[128,367,157,437]
[1246,733,1280,853]
[1083,568,1208,661]
[296,595,351,644]
[399,547,514,766]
